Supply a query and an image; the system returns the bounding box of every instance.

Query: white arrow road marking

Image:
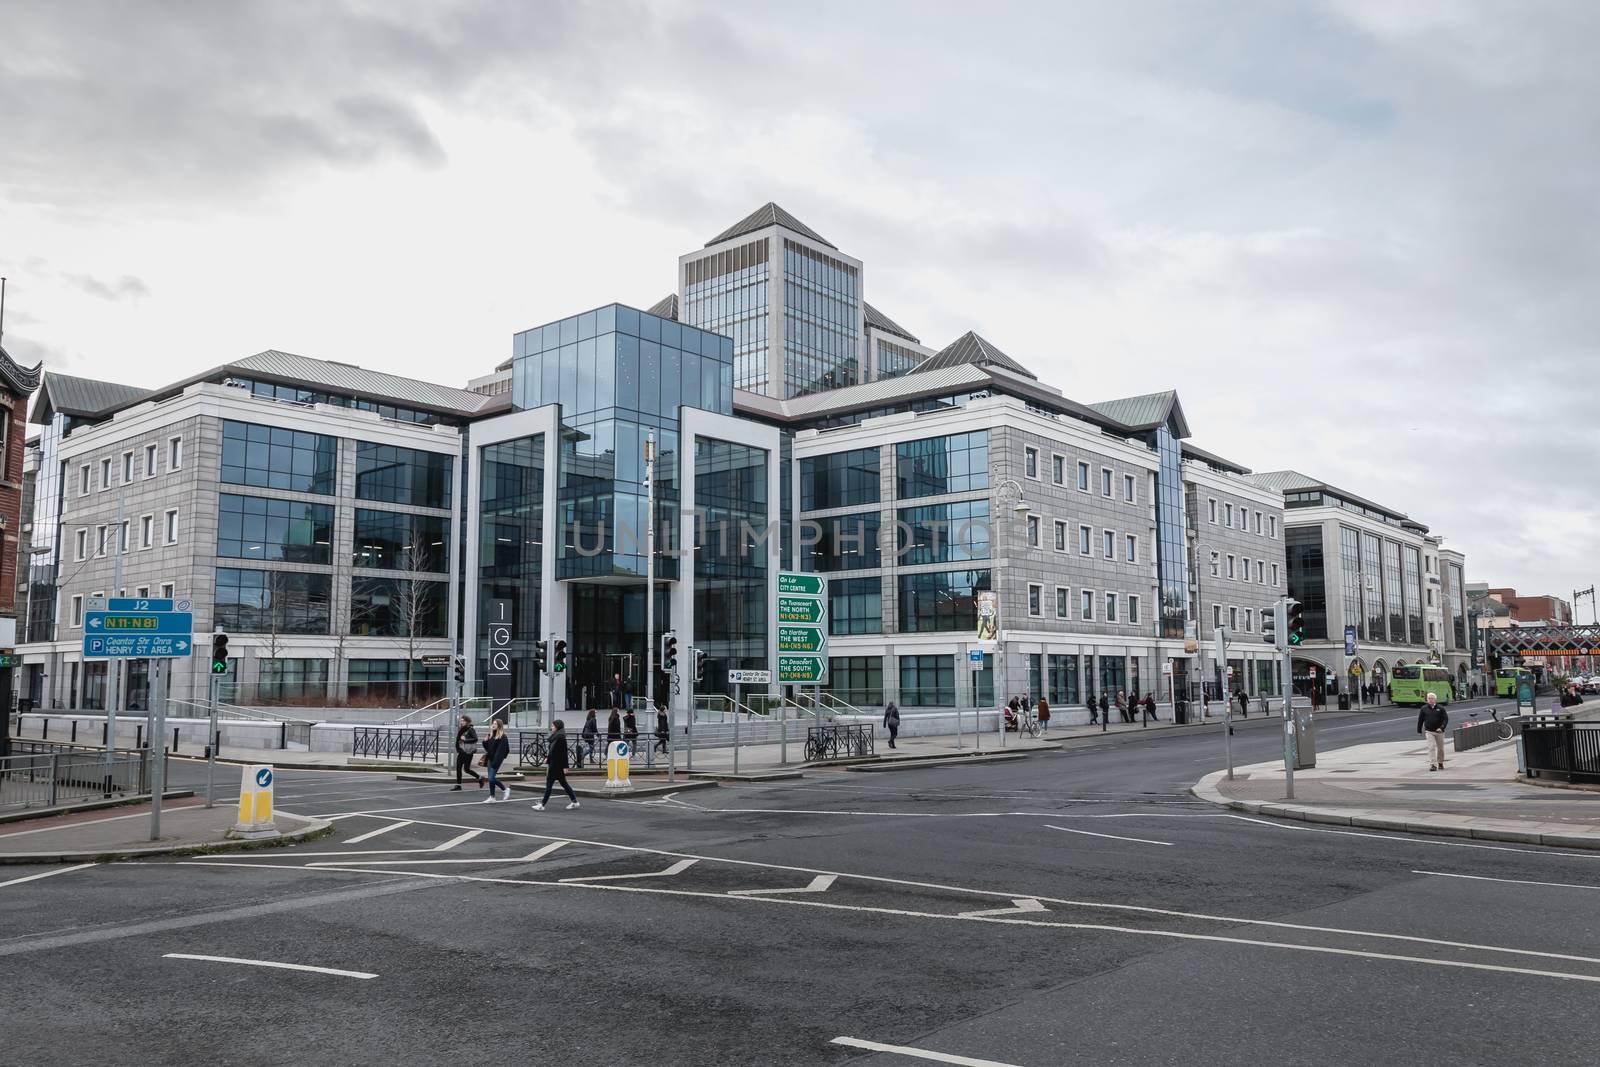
[959,897,1046,919]
[729,874,836,897]
[830,1037,1024,1066]
[273,828,484,859]
[561,858,697,883]
[162,953,376,980]
[343,820,412,845]
[0,863,97,890]
[1044,824,1172,846]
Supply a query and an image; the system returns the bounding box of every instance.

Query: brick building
[1,344,44,749]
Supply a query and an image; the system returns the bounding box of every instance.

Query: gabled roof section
[1088,390,1190,438]
[0,344,43,396]
[646,293,679,321]
[863,302,920,344]
[30,370,149,425]
[1245,470,1322,493]
[919,332,1037,380]
[706,202,836,250]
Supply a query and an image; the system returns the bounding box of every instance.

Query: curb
[0,814,335,865]
[1190,770,1600,850]
[847,752,1034,772]
[392,773,717,799]
[688,771,805,782]
[0,790,197,827]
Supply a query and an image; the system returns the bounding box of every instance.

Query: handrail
[390,697,454,724]
[164,699,316,726]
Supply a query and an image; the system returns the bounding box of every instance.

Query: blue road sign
[83,634,196,659]
[107,598,175,612]
[85,611,194,635]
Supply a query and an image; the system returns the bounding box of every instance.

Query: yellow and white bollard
[231,764,279,838]
[605,741,633,792]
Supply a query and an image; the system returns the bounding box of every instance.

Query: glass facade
[1446,562,1467,650]
[215,568,332,634]
[1339,526,1362,638]
[875,338,923,380]
[1383,539,1404,643]
[353,510,450,572]
[827,656,883,706]
[693,438,769,694]
[800,447,880,510]
[221,420,336,494]
[24,413,70,642]
[829,576,882,635]
[1153,426,1190,639]
[682,239,771,394]
[257,658,329,702]
[896,500,990,565]
[898,654,955,707]
[895,432,988,500]
[1402,544,1424,645]
[803,512,881,571]
[1047,654,1079,704]
[1284,527,1327,641]
[217,494,334,565]
[1361,531,1385,642]
[354,443,453,509]
[898,569,991,633]
[228,378,445,425]
[349,577,449,637]
[477,435,544,697]
[782,239,860,397]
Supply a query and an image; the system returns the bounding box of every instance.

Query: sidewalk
[1192,739,1600,849]
[0,797,330,864]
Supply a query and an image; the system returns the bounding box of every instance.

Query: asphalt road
[4,696,1597,1067]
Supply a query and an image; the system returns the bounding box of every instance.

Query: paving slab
[0,798,331,864]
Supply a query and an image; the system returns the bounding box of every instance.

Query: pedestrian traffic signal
[661,631,678,672]
[1261,604,1278,647]
[452,655,465,685]
[1286,599,1305,647]
[552,639,567,673]
[534,639,548,673]
[693,648,707,683]
[210,633,230,675]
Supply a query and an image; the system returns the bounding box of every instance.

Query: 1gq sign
[486,599,513,698]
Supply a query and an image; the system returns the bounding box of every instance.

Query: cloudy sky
[2,0,1596,602]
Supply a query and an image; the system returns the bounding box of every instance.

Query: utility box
[1292,704,1317,769]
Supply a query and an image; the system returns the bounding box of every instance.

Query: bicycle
[1461,705,1514,741]
[1014,707,1041,739]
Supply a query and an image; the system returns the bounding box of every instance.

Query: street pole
[107,491,126,774]
[1278,602,1295,801]
[205,671,218,808]
[733,680,741,776]
[149,659,167,840]
[1217,626,1233,780]
[644,430,656,764]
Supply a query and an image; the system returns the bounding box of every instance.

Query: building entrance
[567,583,671,713]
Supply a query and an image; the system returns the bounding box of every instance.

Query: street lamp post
[991,478,1030,744]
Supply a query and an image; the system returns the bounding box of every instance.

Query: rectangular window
[1125,534,1137,563]
[1208,498,1217,524]
[140,515,154,549]
[799,447,880,510]
[144,443,157,477]
[1244,608,1253,632]
[1213,604,1222,628]
[352,509,452,572]
[829,576,883,636]
[1271,563,1280,586]
[809,512,884,571]
[1056,587,1070,618]
[214,568,333,634]
[355,442,454,508]
[1103,530,1114,558]
[1226,554,1236,579]
[80,465,90,495]
[1079,525,1091,555]
[1024,447,1038,479]
[350,576,450,637]
[894,501,987,566]
[1052,455,1065,485]
[346,659,446,701]
[99,457,111,490]
[1128,594,1140,625]
[898,570,992,633]
[169,436,183,470]
[895,432,988,500]
[135,586,149,599]
[75,528,88,561]
[1080,589,1094,621]
[258,658,330,702]
[1054,521,1066,552]
[1229,606,1238,630]
[1077,461,1089,491]
[1027,515,1040,548]
[118,520,130,554]
[1242,557,1251,583]
[121,451,133,482]
[1269,516,1277,538]
[71,595,84,628]
[1240,507,1250,532]
[1101,468,1113,497]
[1254,511,1263,535]
[898,655,956,707]
[827,656,884,706]
[1256,560,1264,584]
[220,494,337,565]
[96,525,108,556]
[1028,583,1042,616]
[1106,593,1117,622]
[1224,502,1233,528]
[1124,474,1135,502]
[161,582,174,600]
[221,420,338,494]
[164,509,179,545]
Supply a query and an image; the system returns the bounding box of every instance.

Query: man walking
[1417,691,1449,771]
[532,719,580,811]
[883,701,900,748]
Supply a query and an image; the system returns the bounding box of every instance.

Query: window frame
[99,457,111,491]
[70,594,84,628]
[1078,525,1091,556]
[80,465,91,495]
[1055,586,1070,619]
[1080,589,1094,621]
[1100,467,1113,497]
[1128,594,1140,625]
[1125,534,1137,563]
[1053,520,1067,553]
[1123,473,1135,502]
[1026,514,1040,548]
[121,450,134,483]
[1077,461,1090,492]
[1105,592,1118,622]
[1208,498,1217,524]
[1102,529,1115,559]
[75,528,88,561]
[1051,454,1065,486]
[1028,582,1043,617]
[164,508,179,545]
[140,514,154,550]
[168,435,183,471]
[145,442,159,478]
[1024,447,1039,480]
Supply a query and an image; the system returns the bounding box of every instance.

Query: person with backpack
[531,719,580,812]
[452,715,483,791]
[481,719,512,803]
[883,701,900,748]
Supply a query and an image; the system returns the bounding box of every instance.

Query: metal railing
[803,723,875,762]
[516,730,670,771]
[1520,717,1600,783]
[351,727,441,763]
[1453,716,1522,752]
[1,746,151,811]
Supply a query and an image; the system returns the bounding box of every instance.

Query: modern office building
[1247,470,1473,698]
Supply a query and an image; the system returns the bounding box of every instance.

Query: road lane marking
[730,874,836,897]
[831,1036,1024,1066]
[275,863,1600,985]
[1413,870,1600,892]
[1213,812,1600,857]
[433,829,482,852]
[960,898,1046,919]
[0,863,96,889]
[523,841,568,861]
[561,859,697,883]
[343,821,412,844]
[1044,824,1172,846]
[162,953,376,979]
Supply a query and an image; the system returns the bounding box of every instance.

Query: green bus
[1389,664,1454,705]
[1495,666,1534,698]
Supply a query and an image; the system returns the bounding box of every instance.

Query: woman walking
[606,706,622,744]
[883,701,901,749]
[452,715,483,790]
[1037,696,1050,733]
[654,702,670,754]
[622,707,640,748]
[480,719,512,803]
[579,708,599,768]
[531,719,579,811]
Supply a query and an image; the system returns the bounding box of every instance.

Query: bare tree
[393,529,437,705]
[259,571,287,704]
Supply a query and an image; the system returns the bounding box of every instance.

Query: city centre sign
[776,571,828,683]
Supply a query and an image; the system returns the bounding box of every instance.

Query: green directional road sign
[779,625,826,653]
[777,573,826,597]
[779,654,827,683]
[777,596,826,624]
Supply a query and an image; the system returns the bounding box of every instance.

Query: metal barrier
[1520,717,1600,783]
[803,723,875,761]
[516,730,668,770]
[0,747,150,811]
[1453,717,1522,752]
[351,727,441,762]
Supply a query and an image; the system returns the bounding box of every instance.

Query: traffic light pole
[1215,626,1233,781]
[1279,600,1296,800]
[205,672,218,809]
[644,430,656,755]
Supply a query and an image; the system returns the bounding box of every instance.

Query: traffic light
[452,655,465,685]
[210,632,230,675]
[661,631,678,672]
[1261,604,1278,647]
[552,639,567,674]
[533,639,548,673]
[693,648,707,683]
[1286,599,1305,647]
